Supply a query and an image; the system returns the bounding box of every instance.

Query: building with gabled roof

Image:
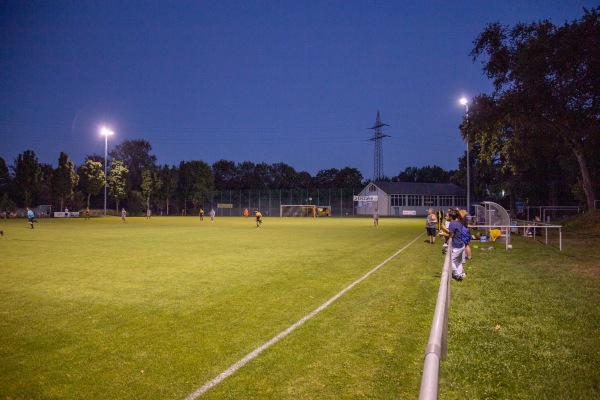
[355,181,466,217]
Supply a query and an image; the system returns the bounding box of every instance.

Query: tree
[141,167,162,210]
[12,150,43,207]
[296,171,312,189]
[231,161,276,190]
[337,167,364,189]
[470,7,600,208]
[314,168,340,188]
[109,139,156,191]
[270,162,298,188]
[78,159,105,209]
[107,160,129,213]
[157,164,179,215]
[465,93,574,206]
[178,160,213,214]
[83,153,104,166]
[52,152,79,211]
[0,157,15,212]
[395,165,451,183]
[253,163,273,189]
[212,159,239,190]
[0,157,9,193]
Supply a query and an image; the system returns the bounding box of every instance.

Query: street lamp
[459,97,470,214]
[101,127,114,216]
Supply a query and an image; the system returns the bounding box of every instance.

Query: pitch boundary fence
[419,238,452,400]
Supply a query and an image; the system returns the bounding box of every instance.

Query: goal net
[36,205,52,217]
[280,204,316,217]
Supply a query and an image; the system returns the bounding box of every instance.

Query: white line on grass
[184,233,424,399]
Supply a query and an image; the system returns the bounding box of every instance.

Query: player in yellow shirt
[254,210,263,228]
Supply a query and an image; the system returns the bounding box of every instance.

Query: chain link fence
[199,188,359,217]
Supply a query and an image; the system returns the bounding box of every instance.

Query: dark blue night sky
[1,0,595,178]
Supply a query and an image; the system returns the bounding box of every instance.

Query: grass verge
[439,217,600,399]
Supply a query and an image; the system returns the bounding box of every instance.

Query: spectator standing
[447,209,466,280]
[425,208,438,244]
[373,209,379,227]
[121,208,126,223]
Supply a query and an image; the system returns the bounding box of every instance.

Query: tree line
[0,141,458,215]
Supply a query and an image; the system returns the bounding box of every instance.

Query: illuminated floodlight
[101,127,114,136]
[100,126,114,216]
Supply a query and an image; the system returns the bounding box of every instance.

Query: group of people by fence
[426,208,474,281]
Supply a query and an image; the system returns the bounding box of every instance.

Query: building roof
[371,181,465,196]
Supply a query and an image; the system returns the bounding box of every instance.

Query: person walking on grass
[121,208,126,223]
[199,208,204,221]
[373,209,379,227]
[209,208,215,223]
[27,207,37,229]
[426,208,438,244]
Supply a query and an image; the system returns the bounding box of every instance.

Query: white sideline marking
[184,234,423,399]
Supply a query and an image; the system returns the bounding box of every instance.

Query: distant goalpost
[280,204,316,217]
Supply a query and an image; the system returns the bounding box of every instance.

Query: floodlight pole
[460,98,470,214]
[101,127,114,216]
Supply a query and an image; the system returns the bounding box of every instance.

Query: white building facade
[355,181,466,217]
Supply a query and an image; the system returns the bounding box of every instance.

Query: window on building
[407,195,422,207]
[391,194,406,207]
[368,184,377,192]
[439,195,453,207]
[423,195,436,206]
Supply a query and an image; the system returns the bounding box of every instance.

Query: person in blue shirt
[26,207,36,229]
[448,210,467,281]
[447,209,466,281]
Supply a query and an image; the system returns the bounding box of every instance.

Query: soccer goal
[280,204,316,217]
[36,205,52,217]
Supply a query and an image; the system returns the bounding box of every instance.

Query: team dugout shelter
[355,181,466,217]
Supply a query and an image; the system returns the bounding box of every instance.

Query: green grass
[0,215,598,399]
[439,219,600,399]
[0,216,439,399]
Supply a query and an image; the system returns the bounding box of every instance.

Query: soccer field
[0,216,440,399]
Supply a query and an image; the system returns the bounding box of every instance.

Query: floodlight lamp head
[101,127,114,136]
[459,98,468,106]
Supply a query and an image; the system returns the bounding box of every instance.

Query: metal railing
[419,217,566,399]
[419,239,453,400]
[510,220,563,251]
